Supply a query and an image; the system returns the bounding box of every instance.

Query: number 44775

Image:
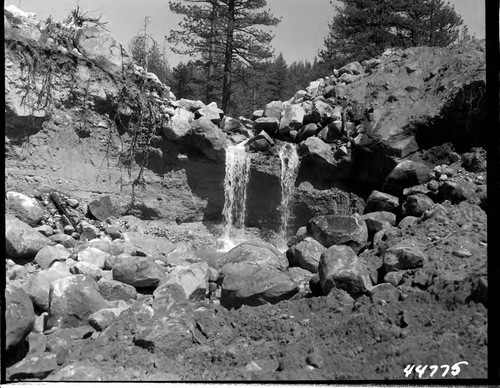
[404,361,469,378]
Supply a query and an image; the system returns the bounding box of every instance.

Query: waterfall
[278,142,299,247]
[219,141,251,251]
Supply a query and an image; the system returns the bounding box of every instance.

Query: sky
[5,0,486,67]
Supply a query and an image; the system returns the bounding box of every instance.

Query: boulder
[112,256,166,288]
[307,215,368,253]
[299,137,336,168]
[251,109,265,120]
[49,234,78,249]
[6,214,52,259]
[158,262,209,301]
[188,117,227,161]
[318,121,343,143]
[77,247,110,269]
[163,107,192,140]
[88,196,116,222]
[360,211,397,234]
[461,147,486,172]
[122,232,175,257]
[286,237,326,273]
[88,306,129,331]
[23,262,72,311]
[7,353,58,381]
[318,245,372,298]
[253,117,280,135]
[70,261,104,280]
[217,241,288,270]
[305,100,337,126]
[248,130,275,152]
[339,61,364,76]
[36,225,54,237]
[176,98,205,112]
[6,191,43,226]
[364,190,400,213]
[195,101,224,124]
[383,239,427,272]
[264,100,283,120]
[47,275,111,329]
[279,105,305,135]
[398,216,419,229]
[297,123,319,142]
[370,283,401,303]
[98,278,137,301]
[74,27,130,75]
[438,180,478,204]
[34,244,71,269]
[401,194,435,217]
[6,284,35,350]
[79,221,99,240]
[220,263,298,309]
[383,160,431,196]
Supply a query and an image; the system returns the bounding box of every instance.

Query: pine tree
[265,53,288,101]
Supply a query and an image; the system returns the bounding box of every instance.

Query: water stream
[278,142,300,249]
[218,141,251,251]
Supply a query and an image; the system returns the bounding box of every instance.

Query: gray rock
[195,101,224,124]
[279,104,305,135]
[88,196,116,222]
[112,256,166,288]
[98,278,137,301]
[297,123,319,142]
[6,191,43,226]
[360,211,397,234]
[163,107,192,140]
[296,226,308,242]
[217,241,288,270]
[318,121,343,143]
[384,271,405,287]
[27,332,47,355]
[286,237,326,273]
[309,273,322,296]
[158,262,209,301]
[188,117,227,161]
[88,306,129,331]
[23,262,72,311]
[438,180,478,204]
[248,130,275,152]
[7,353,58,381]
[383,160,431,196]
[123,232,175,257]
[264,100,283,120]
[176,98,205,112]
[49,234,78,249]
[6,214,52,259]
[402,194,435,217]
[77,247,110,269]
[299,137,336,168]
[318,245,372,297]
[339,61,364,76]
[251,109,265,120]
[253,117,280,136]
[48,275,111,329]
[220,262,298,309]
[34,244,71,269]
[6,284,35,350]
[307,215,368,253]
[70,261,104,280]
[383,239,427,272]
[36,225,54,237]
[398,216,419,229]
[370,283,401,303]
[364,190,400,213]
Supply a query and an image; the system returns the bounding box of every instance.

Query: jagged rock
[384,271,405,287]
[36,225,54,237]
[217,241,288,270]
[87,239,114,254]
[286,237,326,273]
[296,226,308,242]
[70,261,103,280]
[34,244,71,269]
[4,5,41,44]
[383,160,431,196]
[88,306,129,331]
[264,100,283,120]
[370,283,401,303]
[220,263,298,309]
[163,107,192,140]
[360,211,397,234]
[251,109,265,120]
[398,216,419,229]
[383,239,427,272]
[88,196,116,222]
[112,256,166,288]
[77,247,110,269]
[27,332,47,355]
[45,326,95,365]
[319,120,343,143]
[74,27,131,75]
[307,215,368,253]
[47,275,111,329]
[253,117,280,135]
[7,353,58,381]
[309,273,322,296]
[279,104,305,135]
[122,232,175,257]
[461,147,486,172]
[364,190,400,214]
[438,180,478,204]
[6,191,43,226]
[188,117,227,161]
[318,245,372,298]
[299,137,335,167]
[6,284,35,350]
[158,262,209,301]
[23,262,72,311]
[401,194,435,217]
[305,100,336,126]
[195,102,224,124]
[339,61,364,76]
[297,123,319,142]
[98,278,137,301]
[49,234,78,249]
[248,130,275,152]
[6,214,52,260]
[176,98,205,112]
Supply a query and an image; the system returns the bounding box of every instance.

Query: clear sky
[5,0,486,67]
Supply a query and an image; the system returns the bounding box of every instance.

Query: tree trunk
[206,0,218,103]
[221,0,235,113]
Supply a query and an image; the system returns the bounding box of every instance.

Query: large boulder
[364,190,400,213]
[6,214,52,260]
[383,239,427,272]
[157,262,210,301]
[279,104,305,135]
[23,262,73,311]
[253,117,280,135]
[122,232,175,257]
[6,353,58,381]
[438,180,478,204]
[264,100,284,120]
[299,137,336,169]
[6,191,43,226]
[217,241,288,270]
[74,27,131,75]
[401,194,435,217]
[47,275,111,329]
[383,160,431,196]
[77,247,110,269]
[6,284,35,350]
[97,278,137,301]
[318,245,372,297]
[220,263,298,309]
[163,107,193,140]
[286,237,326,273]
[112,256,166,288]
[307,215,368,253]
[195,102,224,124]
[4,5,41,44]
[34,244,71,269]
[360,211,397,234]
[188,117,227,161]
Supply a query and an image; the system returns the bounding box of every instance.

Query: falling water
[278,142,300,248]
[219,141,251,251]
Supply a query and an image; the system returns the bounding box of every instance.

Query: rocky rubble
[4,5,488,382]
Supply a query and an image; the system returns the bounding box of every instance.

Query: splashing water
[278,142,300,249]
[218,141,251,251]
